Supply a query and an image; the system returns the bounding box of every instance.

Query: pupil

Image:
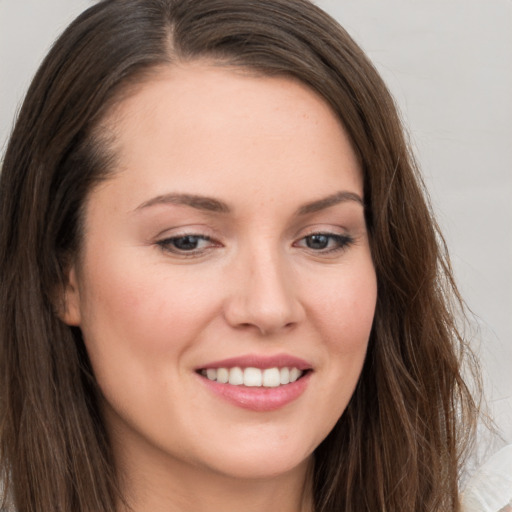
[174,236,199,250]
[307,234,329,249]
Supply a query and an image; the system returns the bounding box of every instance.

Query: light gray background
[1,1,511,444]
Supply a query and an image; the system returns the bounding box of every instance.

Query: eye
[156,234,217,255]
[295,232,354,254]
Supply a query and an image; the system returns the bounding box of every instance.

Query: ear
[58,265,82,326]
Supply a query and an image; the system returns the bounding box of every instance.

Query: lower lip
[198,372,311,412]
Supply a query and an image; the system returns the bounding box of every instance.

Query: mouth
[195,354,313,411]
[197,366,308,388]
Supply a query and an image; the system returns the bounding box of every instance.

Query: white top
[461,445,512,512]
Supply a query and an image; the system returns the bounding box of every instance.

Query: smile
[199,366,304,387]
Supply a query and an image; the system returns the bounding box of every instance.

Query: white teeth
[280,367,290,385]
[216,367,229,383]
[263,368,280,387]
[289,367,301,383]
[228,367,244,385]
[201,366,304,387]
[244,367,262,387]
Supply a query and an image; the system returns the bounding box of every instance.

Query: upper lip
[196,353,312,371]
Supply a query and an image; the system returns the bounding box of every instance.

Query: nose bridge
[225,238,302,335]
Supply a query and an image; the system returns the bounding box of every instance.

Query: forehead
[94,62,362,213]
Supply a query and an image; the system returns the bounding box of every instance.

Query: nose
[223,246,305,336]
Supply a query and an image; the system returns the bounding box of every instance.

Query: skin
[62,63,377,512]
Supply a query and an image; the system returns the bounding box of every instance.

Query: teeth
[289,367,301,383]
[228,367,244,386]
[244,367,262,387]
[216,368,228,383]
[262,368,280,387]
[201,366,304,387]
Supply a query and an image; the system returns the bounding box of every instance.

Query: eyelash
[294,233,354,254]
[156,232,354,257]
[156,234,216,256]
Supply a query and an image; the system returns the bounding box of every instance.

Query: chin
[208,451,313,481]
[191,434,317,481]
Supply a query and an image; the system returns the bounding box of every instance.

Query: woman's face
[63,63,377,483]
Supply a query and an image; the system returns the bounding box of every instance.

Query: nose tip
[223,253,304,336]
[231,298,297,336]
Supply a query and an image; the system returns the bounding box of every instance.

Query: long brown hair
[0,1,478,511]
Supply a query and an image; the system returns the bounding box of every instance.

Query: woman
[0,0,479,511]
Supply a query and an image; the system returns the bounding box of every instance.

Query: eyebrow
[134,190,363,215]
[296,191,364,215]
[135,193,231,213]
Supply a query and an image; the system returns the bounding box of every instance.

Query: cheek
[309,263,377,351]
[306,261,377,402]
[76,250,222,378]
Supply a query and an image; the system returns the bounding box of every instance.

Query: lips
[195,354,312,411]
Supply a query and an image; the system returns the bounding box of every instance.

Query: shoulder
[461,444,512,512]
